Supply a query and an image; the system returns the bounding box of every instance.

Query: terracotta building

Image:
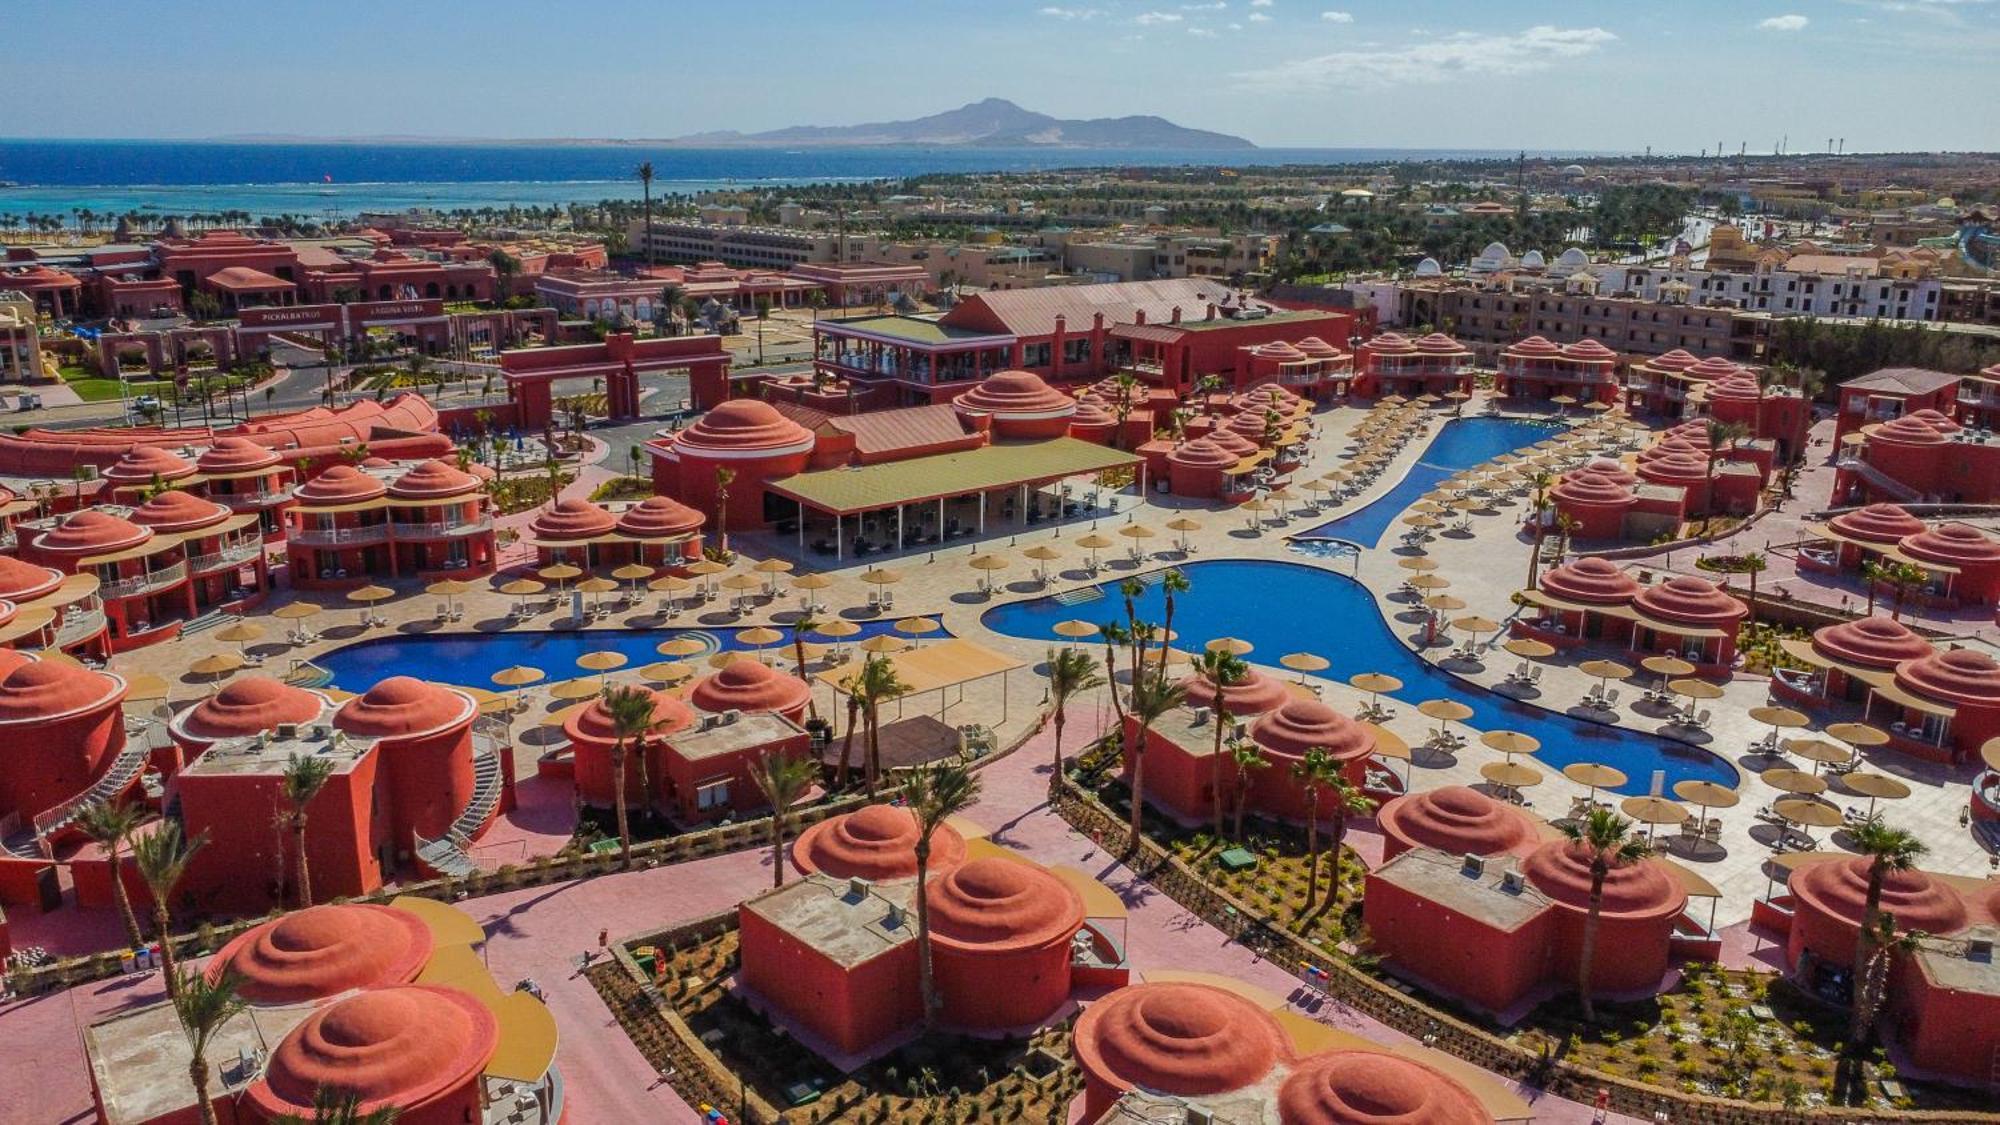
[285,459,497,589]
[0,653,138,905]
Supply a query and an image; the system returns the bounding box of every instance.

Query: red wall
[0,700,126,831]
[737,904,920,1054]
[177,761,381,914]
[1362,875,1552,1013]
[934,940,1074,1031]
[1894,962,2000,1084]
[661,728,811,823]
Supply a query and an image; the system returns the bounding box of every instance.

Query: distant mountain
[672,98,1255,151]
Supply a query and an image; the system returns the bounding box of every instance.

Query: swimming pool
[980,558,1737,792]
[315,618,920,693]
[1295,416,1555,549]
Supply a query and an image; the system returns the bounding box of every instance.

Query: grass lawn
[589,476,655,503]
[594,928,1082,1123]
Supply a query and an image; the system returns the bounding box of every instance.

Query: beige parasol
[1983,735,2000,773]
[1774,797,1844,830]
[1578,658,1634,685]
[1641,655,1696,677]
[492,665,545,689]
[656,637,707,658]
[1481,761,1543,790]
[1783,737,1855,769]
[1398,556,1441,572]
[1502,638,1556,659]
[537,563,582,584]
[1841,772,1912,816]
[576,651,627,673]
[611,563,654,581]
[273,602,321,621]
[190,653,243,679]
[814,620,861,639]
[1408,574,1451,590]
[1621,795,1688,835]
[215,621,263,645]
[549,678,601,701]
[1451,615,1501,636]
[575,576,618,596]
[1053,619,1100,640]
[1673,779,1740,810]
[685,559,728,577]
[858,634,907,655]
[1280,652,1330,675]
[859,568,903,587]
[1480,730,1541,759]
[639,661,696,685]
[793,572,835,592]
[1424,594,1468,612]
[738,626,784,654]
[1761,767,1828,796]
[123,673,171,703]
[1205,636,1254,656]
[893,617,941,637]
[1348,672,1402,710]
[1669,677,1726,701]
[1564,762,1628,801]
[1827,722,1891,749]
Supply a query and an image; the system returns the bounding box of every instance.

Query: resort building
[1517,559,1749,673]
[738,854,1101,1057]
[1495,335,1619,405]
[790,804,967,881]
[1800,503,2000,608]
[1364,838,1690,1016]
[0,553,110,658]
[1374,785,1541,862]
[0,294,44,382]
[284,459,497,590]
[1834,404,2000,506]
[1955,361,2000,431]
[0,653,137,905]
[1072,980,1507,1124]
[81,899,564,1125]
[526,495,706,569]
[1769,856,2000,1086]
[1833,367,1963,444]
[1353,331,1475,400]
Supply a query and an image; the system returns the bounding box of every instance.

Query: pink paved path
[0,715,1633,1125]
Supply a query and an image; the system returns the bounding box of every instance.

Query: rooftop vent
[1461,854,1486,877]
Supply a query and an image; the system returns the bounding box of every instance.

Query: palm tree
[835,682,864,790]
[1098,621,1129,731]
[748,752,818,889]
[1553,512,1582,561]
[1880,560,1928,621]
[1156,569,1191,685]
[1045,646,1106,776]
[1291,748,1342,913]
[75,801,145,947]
[281,753,336,908]
[635,162,656,267]
[171,967,249,1125]
[133,822,207,999]
[1124,675,1187,844]
[1526,469,1555,589]
[850,655,911,797]
[1861,558,1887,616]
[1739,552,1767,621]
[789,611,823,724]
[1191,649,1248,839]
[1701,420,1749,533]
[600,685,663,866]
[487,249,520,304]
[1320,775,1376,915]
[277,1087,404,1124]
[1227,739,1269,840]
[1846,817,1928,1048]
[1559,807,1650,1022]
[713,466,736,554]
[900,762,983,1030]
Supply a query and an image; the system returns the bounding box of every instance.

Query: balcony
[100,561,188,600]
[290,524,391,547]
[215,486,292,508]
[188,539,263,574]
[394,515,494,540]
[54,605,106,646]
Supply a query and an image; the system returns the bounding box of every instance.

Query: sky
[7,0,1998,152]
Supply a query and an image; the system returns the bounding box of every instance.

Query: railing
[187,539,262,573]
[99,561,188,600]
[215,486,291,507]
[392,514,493,539]
[53,605,106,647]
[288,523,391,547]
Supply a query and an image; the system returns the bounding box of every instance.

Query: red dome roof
[102,445,196,485]
[1365,332,1416,356]
[1208,428,1261,458]
[1551,470,1636,508]
[923,857,1084,953]
[675,399,815,455]
[954,369,1077,419]
[793,804,966,881]
[1828,503,1924,545]
[1070,399,1117,428]
[208,904,432,1004]
[1226,409,1280,442]
[1278,1050,1493,1125]
[1539,557,1640,605]
[1181,667,1293,716]
[617,495,705,538]
[1169,437,1240,469]
[1635,450,1710,485]
[1294,336,1345,360]
[1581,458,1636,485]
[690,657,812,715]
[1908,408,1961,434]
[1254,341,1309,362]
[1521,839,1686,920]
[174,676,326,742]
[1504,336,1561,358]
[0,555,63,602]
[1560,337,1616,362]
[1634,576,1747,627]
[294,464,387,505]
[1684,356,1742,381]
[130,489,229,532]
[1414,333,1468,355]
[196,436,281,473]
[530,497,616,541]
[250,985,498,1118]
[560,685,695,745]
[34,509,150,555]
[1894,648,2000,707]
[334,677,474,740]
[1251,698,1375,762]
[388,459,481,500]
[1073,982,1288,1100]
[0,655,125,723]
[1872,415,1946,446]
[1376,786,1538,858]
[1900,522,2000,569]
[1640,349,1700,372]
[1812,616,1933,670]
[1790,856,1969,938]
[1706,373,1762,404]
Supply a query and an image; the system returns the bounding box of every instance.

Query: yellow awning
[818,637,1026,696]
[1869,678,1957,718]
[77,536,181,567]
[1519,588,1640,619]
[1047,864,1128,919]
[50,572,101,604]
[1883,547,1961,576]
[415,943,559,1084]
[1628,610,1729,640]
[1776,638,1895,688]
[291,498,390,515]
[388,894,488,948]
[0,605,56,645]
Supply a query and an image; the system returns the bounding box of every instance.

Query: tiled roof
[1846,367,1959,395]
[943,278,1241,338]
[828,404,970,457]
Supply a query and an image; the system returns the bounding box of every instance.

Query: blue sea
[0,139,1590,222]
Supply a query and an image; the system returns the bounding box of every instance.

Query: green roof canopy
[817,315,1013,347]
[767,438,1141,516]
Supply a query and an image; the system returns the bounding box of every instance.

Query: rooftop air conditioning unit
[1461,854,1486,877]
[722,709,742,725]
[1232,722,1249,740]
[276,723,298,740]
[884,903,906,928]
[1186,1111,1215,1125]
[1967,938,1992,962]
[847,876,871,899]
[312,724,331,740]
[1191,707,1212,725]
[78,464,100,481]
[1501,870,1526,894]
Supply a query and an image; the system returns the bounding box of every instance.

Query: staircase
[1836,457,1924,503]
[5,740,150,860]
[284,661,334,689]
[413,740,505,879]
[179,609,229,637]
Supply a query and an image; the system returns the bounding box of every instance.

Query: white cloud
[1757,13,1810,29]
[1038,6,1104,18]
[1189,25,1219,36]
[1238,25,1616,90]
[1135,10,1184,24]
[1180,1,1227,9]
[1320,10,1354,22]
[1250,0,1275,6]
[1249,10,1272,20]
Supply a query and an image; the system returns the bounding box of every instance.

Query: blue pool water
[316,619,919,693]
[1296,417,1555,548]
[981,558,1736,793]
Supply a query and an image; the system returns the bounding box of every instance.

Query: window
[697,780,731,811]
